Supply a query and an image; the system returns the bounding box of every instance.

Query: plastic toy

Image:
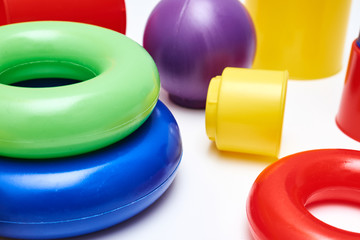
[0,101,182,240]
[206,68,288,157]
[143,0,256,108]
[0,0,126,33]
[245,0,352,79]
[247,149,360,240]
[337,33,360,141]
[0,21,159,159]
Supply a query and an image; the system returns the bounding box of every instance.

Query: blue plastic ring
[0,101,182,239]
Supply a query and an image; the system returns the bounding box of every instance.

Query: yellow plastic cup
[205,68,288,157]
[245,0,352,79]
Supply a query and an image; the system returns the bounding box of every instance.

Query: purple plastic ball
[144,0,256,108]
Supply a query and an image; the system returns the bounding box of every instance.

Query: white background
[3,1,360,240]
[74,1,360,239]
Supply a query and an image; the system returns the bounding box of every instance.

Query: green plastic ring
[0,21,160,159]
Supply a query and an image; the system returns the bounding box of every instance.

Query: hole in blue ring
[10,78,81,88]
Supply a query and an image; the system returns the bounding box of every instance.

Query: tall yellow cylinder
[245,0,352,79]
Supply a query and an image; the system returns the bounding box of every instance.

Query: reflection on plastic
[337,39,360,141]
[144,0,256,108]
[247,149,360,240]
[245,0,351,79]
[0,101,182,240]
[205,67,288,158]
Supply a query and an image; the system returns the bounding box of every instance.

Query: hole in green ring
[11,78,81,88]
[0,60,97,88]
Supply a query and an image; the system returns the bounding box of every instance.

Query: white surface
[72,1,360,239]
[3,1,360,240]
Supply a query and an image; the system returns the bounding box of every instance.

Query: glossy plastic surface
[245,0,351,79]
[247,149,360,240]
[0,0,126,33]
[143,0,256,108]
[0,21,159,159]
[205,67,287,157]
[337,40,360,141]
[0,101,182,240]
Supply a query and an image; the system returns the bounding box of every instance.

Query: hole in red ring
[307,201,360,233]
[304,187,360,234]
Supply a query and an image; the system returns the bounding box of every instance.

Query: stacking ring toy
[0,21,159,159]
[0,101,182,240]
[0,0,126,33]
[247,149,360,240]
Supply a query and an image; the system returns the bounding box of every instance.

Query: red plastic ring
[247,149,360,240]
[0,0,126,33]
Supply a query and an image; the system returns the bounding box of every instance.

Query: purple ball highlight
[144,0,256,108]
